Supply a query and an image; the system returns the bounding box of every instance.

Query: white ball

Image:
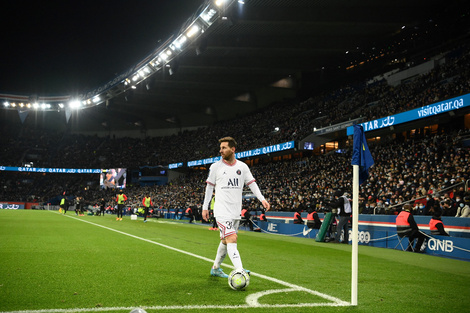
[130,309,147,313]
[228,269,250,290]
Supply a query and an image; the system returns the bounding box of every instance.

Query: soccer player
[202,136,270,278]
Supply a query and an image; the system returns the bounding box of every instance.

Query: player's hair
[219,136,237,148]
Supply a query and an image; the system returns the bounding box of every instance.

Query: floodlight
[3,102,9,107]
[215,0,228,6]
[11,103,16,107]
[58,103,64,108]
[186,24,200,38]
[175,35,187,48]
[160,52,169,61]
[201,9,217,23]
[19,103,24,108]
[92,96,101,103]
[69,100,81,109]
[41,103,47,110]
[33,103,39,109]
[26,103,31,108]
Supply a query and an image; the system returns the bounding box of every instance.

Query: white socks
[227,242,243,270]
[213,242,227,269]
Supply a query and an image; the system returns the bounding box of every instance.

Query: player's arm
[202,183,215,220]
[247,181,270,211]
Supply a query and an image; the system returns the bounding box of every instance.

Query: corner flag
[350,124,374,306]
[351,125,374,185]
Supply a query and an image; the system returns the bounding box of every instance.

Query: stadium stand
[1,1,470,219]
[1,43,469,217]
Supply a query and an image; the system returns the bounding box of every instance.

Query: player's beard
[222,149,234,162]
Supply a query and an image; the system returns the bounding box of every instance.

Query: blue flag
[351,125,374,185]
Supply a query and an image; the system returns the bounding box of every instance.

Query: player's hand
[262,200,271,212]
[202,209,209,221]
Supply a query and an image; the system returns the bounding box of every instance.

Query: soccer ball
[228,269,250,290]
[129,309,147,313]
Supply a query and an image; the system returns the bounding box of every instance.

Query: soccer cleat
[210,267,229,278]
[120,218,123,221]
[116,217,119,221]
[144,220,147,223]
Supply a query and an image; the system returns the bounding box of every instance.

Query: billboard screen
[100,168,126,189]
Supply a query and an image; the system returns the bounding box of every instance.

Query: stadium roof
[1,0,468,133]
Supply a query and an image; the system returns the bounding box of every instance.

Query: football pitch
[0,210,469,313]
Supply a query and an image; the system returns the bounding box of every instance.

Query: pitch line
[65,214,349,304]
[0,213,350,313]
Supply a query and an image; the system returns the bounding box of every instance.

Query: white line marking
[0,213,350,313]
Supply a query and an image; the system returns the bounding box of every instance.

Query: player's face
[220,141,235,161]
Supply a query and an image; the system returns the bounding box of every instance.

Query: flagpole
[351,164,359,305]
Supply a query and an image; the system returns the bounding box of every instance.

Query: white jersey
[206,159,255,220]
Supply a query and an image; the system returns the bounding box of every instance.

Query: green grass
[0,209,469,313]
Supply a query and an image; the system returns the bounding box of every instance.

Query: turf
[0,209,469,313]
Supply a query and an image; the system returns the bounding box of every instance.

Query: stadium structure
[1,0,470,259]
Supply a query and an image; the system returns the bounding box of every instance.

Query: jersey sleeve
[206,163,216,186]
[243,163,256,185]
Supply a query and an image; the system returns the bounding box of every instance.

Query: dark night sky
[0,0,204,96]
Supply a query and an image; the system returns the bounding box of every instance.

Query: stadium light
[201,9,217,23]
[1,0,235,114]
[160,52,169,61]
[215,0,229,7]
[186,24,200,38]
[69,100,81,109]
[173,35,187,49]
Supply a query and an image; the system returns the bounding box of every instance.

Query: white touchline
[0,213,350,313]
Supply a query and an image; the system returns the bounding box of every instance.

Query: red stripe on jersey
[246,179,256,186]
[206,181,215,186]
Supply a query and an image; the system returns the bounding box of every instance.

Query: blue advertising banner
[0,166,101,174]
[256,216,470,261]
[346,93,470,135]
[187,141,295,167]
[168,162,184,169]
[0,203,25,210]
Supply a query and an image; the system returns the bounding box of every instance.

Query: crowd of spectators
[1,44,470,217]
[2,45,470,170]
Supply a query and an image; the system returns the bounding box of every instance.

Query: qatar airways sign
[187,141,295,167]
[346,93,469,135]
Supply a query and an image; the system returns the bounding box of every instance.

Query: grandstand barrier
[254,213,470,261]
